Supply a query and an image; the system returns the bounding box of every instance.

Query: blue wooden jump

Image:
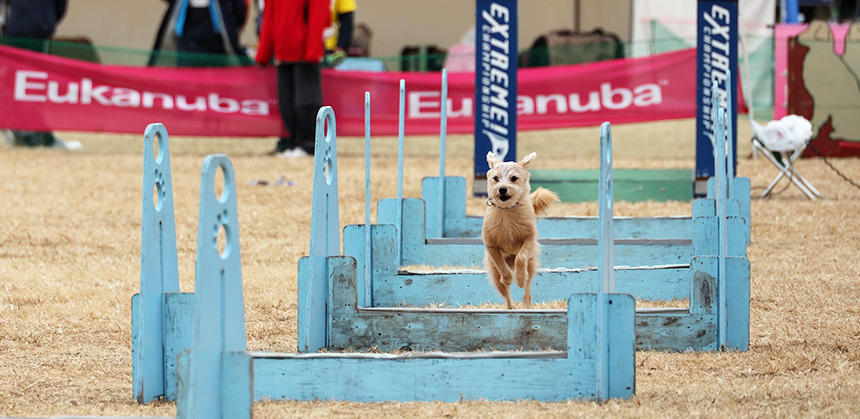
[357,71,749,308]
[132,110,636,413]
[304,106,747,353]
[376,70,750,271]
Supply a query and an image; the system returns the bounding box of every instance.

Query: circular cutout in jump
[214,163,227,203]
[216,222,230,259]
[154,131,162,164]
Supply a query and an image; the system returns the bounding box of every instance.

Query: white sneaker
[53,138,83,150]
[2,129,14,145]
[276,147,310,158]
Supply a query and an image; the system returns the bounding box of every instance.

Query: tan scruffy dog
[482,151,559,309]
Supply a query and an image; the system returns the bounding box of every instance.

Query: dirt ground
[0,118,858,417]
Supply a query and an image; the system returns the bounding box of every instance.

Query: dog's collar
[487,198,522,210]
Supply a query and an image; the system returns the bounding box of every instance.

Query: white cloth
[190,0,210,8]
[752,114,813,152]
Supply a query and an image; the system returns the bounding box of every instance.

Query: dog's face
[486,152,536,209]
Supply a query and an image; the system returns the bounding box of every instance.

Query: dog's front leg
[486,246,514,309]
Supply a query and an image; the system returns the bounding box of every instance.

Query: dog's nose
[499,187,508,195]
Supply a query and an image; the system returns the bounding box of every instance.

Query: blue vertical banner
[474,0,517,196]
[695,0,738,196]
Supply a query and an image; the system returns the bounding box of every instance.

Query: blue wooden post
[438,69,448,237]
[364,92,373,307]
[396,79,406,265]
[724,69,735,199]
[298,106,340,352]
[596,121,615,399]
[133,123,181,403]
[179,155,251,419]
[715,106,729,350]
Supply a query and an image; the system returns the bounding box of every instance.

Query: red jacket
[256,0,330,64]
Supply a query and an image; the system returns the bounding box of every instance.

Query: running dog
[482,151,558,309]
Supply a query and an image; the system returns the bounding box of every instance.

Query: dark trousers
[275,62,322,154]
[3,37,57,147]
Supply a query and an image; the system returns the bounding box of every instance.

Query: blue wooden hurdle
[361,72,749,307]
[132,110,636,410]
[132,123,182,403]
[330,79,748,353]
[313,110,747,353]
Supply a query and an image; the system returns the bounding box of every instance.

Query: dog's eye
[493,176,500,182]
[510,176,518,182]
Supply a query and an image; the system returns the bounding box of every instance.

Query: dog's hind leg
[487,263,513,309]
[522,254,538,307]
[486,247,514,309]
[514,252,528,288]
[515,244,538,307]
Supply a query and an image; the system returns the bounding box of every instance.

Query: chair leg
[755,141,818,200]
[786,148,821,197]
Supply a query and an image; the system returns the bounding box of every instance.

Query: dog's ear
[519,152,537,168]
[486,151,498,169]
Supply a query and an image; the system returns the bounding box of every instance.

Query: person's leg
[275,63,298,153]
[12,131,56,147]
[293,62,322,154]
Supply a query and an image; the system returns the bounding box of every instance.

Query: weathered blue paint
[179,155,251,419]
[716,106,729,349]
[299,107,341,353]
[419,176,750,240]
[161,157,636,407]
[133,123,181,404]
[598,122,615,294]
[396,79,405,265]
[379,198,692,268]
[596,121,614,398]
[303,233,724,353]
[178,254,634,405]
[725,70,735,200]
[248,292,633,402]
[364,92,373,307]
[343,223,691,305]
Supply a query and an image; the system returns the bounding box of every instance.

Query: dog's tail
[530,187,559,216]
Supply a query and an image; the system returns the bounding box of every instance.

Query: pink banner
[0,45,721,137]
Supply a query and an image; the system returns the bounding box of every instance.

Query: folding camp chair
[749,115,821,200]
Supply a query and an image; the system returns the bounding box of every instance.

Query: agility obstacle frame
[132,111,636,412]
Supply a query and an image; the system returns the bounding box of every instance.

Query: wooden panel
[327,256,567,351]
[417,176,694,239]
[323,252,714,353]
[384,197,692,268]
[185,155,248,417]
[251,355,596,402]
[247,293,635,402]
[301,107,342,353]
[607,294,635,397]
[374,266,691,307]
[135,123,181,404]
[726,256,751,350]
[176,281,636,405]
[162,292,195,401]
[635,312,718,351]
[344,223,692,306]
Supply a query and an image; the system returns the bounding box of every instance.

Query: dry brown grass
[1,118,858,417]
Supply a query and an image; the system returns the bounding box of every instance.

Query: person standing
[2,0,80,149]
[323,0,355,67]
[150,0,251,67]
[256,0,329,157]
